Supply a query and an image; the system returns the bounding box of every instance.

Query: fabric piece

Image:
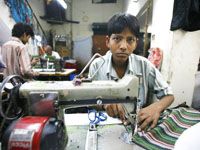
[148,48,163,70]
[4,0,33,24]
[132,107,200,150]
[174,122,200,150]
[88,51,173,107]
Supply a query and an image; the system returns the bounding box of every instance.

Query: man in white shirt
[44,45,61,59]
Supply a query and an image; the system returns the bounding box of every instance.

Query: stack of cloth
[132,107,200,150]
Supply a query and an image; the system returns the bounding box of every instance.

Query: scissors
[88,109,107,124]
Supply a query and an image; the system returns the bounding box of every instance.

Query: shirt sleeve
[148,64,173,99]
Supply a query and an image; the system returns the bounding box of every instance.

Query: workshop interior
[0,0,200,150]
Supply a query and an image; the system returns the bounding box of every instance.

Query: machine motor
[2,116,66,150]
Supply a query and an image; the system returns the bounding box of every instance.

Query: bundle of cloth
[132,106,200,150]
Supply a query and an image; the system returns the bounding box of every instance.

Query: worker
[1,22,38,79]
[88,13,174,131]
[44,45,61,59]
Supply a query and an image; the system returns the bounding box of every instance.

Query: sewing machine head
[20,75,139,116]
[0,74,139,119]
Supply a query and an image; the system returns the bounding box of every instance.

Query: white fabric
[174,122,200,150]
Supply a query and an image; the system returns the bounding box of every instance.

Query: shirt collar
[106,51,135,79]
[11,37,23,44]
[127,55,134,74]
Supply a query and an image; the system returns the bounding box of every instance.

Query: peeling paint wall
[72,0,123,40]
[170,30,200,106]
[72,0,123,67]
[151,0,200,107]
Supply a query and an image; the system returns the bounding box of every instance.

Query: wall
[148,0,200,107]
[0,0,15,45]
[170,30,200,106]
[0,18,11,46]
[28,0,51,39]
[72,0,123,67]
[151,0,174,81]
[72,0,123,40]
[125,0,148,16]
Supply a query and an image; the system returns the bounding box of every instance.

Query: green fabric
[132,107,200,150]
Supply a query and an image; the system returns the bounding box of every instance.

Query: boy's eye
[127,37,136,44]
[111,35,137,44]
[112,36,122,42]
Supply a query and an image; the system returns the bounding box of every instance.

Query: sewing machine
[0,74,140,150]
[39,56,64,72]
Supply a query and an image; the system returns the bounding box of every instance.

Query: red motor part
[2,116,67,150]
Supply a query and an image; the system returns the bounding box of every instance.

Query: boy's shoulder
[130,54,155,68]
[130,53,149,62]
[92,51,111,63]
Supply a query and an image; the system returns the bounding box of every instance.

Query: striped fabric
[132,107,200,150]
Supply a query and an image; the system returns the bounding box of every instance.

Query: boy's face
[106,28,138,65]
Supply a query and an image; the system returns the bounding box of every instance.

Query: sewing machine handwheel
[0,75,25,120]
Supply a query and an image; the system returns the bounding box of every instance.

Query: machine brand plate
[8,129,34,150]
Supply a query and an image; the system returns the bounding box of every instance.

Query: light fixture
[57,0,67,9]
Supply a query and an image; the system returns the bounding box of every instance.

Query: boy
[88,13,174,130]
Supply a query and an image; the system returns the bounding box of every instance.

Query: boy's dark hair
[107,13,140,38]
[12,22,34,38]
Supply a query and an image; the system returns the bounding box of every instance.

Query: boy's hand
[138,103,161,131]
[104,104,126,123]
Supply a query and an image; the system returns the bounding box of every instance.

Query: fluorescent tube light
[57,0,67,9]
